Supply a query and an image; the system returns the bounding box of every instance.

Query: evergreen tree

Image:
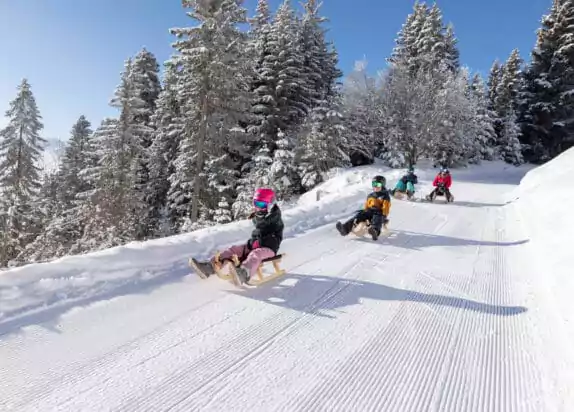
[214,196,232,225]
[269,130,299,199]
[0,79,47,265]
[499,109,524,165]
[470,73,497,161]
[169,0,251,226]
[487,60,502,110]
[493,49,524,155]
[296,97,349,190]
[148,62,185,236]
[270,0,308,129]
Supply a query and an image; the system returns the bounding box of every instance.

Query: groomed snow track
[1,163,571,411]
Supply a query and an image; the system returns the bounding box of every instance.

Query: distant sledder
[426,168,454,202]
[390,166,418,200]
[335,175,391,241]
[189,188,286,287]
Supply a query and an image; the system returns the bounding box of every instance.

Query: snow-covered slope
[512,147,574,392]
[4,159,574,411]
[0,163,412,326]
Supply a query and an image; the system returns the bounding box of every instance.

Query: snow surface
[2,159,574,411]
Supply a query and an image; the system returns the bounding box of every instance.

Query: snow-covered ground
[1,159,574,411]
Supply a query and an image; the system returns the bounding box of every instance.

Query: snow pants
[217,243,276,277]
[342,208,385,234]
[429,186,452,201]
[393,180,415,194]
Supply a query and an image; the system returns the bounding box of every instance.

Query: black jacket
[249,204,284,253]
[400,173,418,184]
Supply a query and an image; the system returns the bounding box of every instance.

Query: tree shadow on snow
[228,273,527,320]
[352,229,529,251]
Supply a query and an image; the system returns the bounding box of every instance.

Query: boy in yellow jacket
[335,175,391,241]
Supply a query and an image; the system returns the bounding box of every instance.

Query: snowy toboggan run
[1,156,574,412]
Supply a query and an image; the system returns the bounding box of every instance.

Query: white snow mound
[514,146,574,330]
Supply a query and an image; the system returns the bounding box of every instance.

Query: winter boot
[232,266,251,286]
[190,258,216,279]
[368,226,380,241]
[336,221,350,236]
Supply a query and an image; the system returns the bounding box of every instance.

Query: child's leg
[242,247,276,278]
[216,243,250,263]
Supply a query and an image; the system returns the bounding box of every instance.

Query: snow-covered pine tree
[214,196,232,225]
[493,49,524,156]
[487,60,502,111]
[72,117,129,252]
[416,3,446,72]
[388,1,428,70]
[0,79,47,266]
[56,115,93,208]
[269,129,299,199]
[545,0,574,157]
[17,115,96,262]
[499,109,524,165]
[148,61,185,236]
[296,96,349,190]
[169,0,251,227]
[240,0,280,210]
[270,0,308,130]
[443,23,460,73]
[106,57,155,240]
[470,73,497,161]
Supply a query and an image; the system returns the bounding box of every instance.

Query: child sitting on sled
[190,188,284,285]
[390,166,418,198]
[335,175,391,241]
[427,168,453,202]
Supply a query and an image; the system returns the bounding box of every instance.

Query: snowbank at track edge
[0,159,509,326]
[0,164,409,325]
[513,147,574,323]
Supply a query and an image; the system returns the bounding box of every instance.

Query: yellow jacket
[364,190,391,216]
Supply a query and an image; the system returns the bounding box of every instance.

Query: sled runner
[209,251,287,287]
[351,220,390,239]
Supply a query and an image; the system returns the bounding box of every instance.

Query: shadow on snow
[229,273,528,320]
[351,229,529,251]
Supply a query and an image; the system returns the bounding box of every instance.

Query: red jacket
[433,174,452,188]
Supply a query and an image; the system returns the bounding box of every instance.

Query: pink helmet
[253,188,275,210]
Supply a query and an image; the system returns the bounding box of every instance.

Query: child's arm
[381,192,391,216]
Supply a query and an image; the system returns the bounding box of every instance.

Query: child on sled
[190,188,284,285]
[390,166,418,198]
[427,168,454,202]
[335,175,391,241]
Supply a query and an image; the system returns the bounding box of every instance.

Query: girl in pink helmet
[190,187,284,285]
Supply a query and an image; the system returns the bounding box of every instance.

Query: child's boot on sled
[190,258,216,279]
[232,266,251,285]
[368,226,380,241]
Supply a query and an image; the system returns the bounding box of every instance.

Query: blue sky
[0,0,551,145]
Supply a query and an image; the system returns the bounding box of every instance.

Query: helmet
[253,187,275,210]
[372,175,386,187]
[441,167,450,174]
[407,166,414,173]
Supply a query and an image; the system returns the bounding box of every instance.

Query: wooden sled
[351,220,389,238]
[392,190,415,201]
[213,251,287,287]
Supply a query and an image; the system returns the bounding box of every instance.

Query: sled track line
[117,248,371,412]
[282,207,530,411]
[6,226,346,410]
[5,293,249,411]
[173,212,448,411]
